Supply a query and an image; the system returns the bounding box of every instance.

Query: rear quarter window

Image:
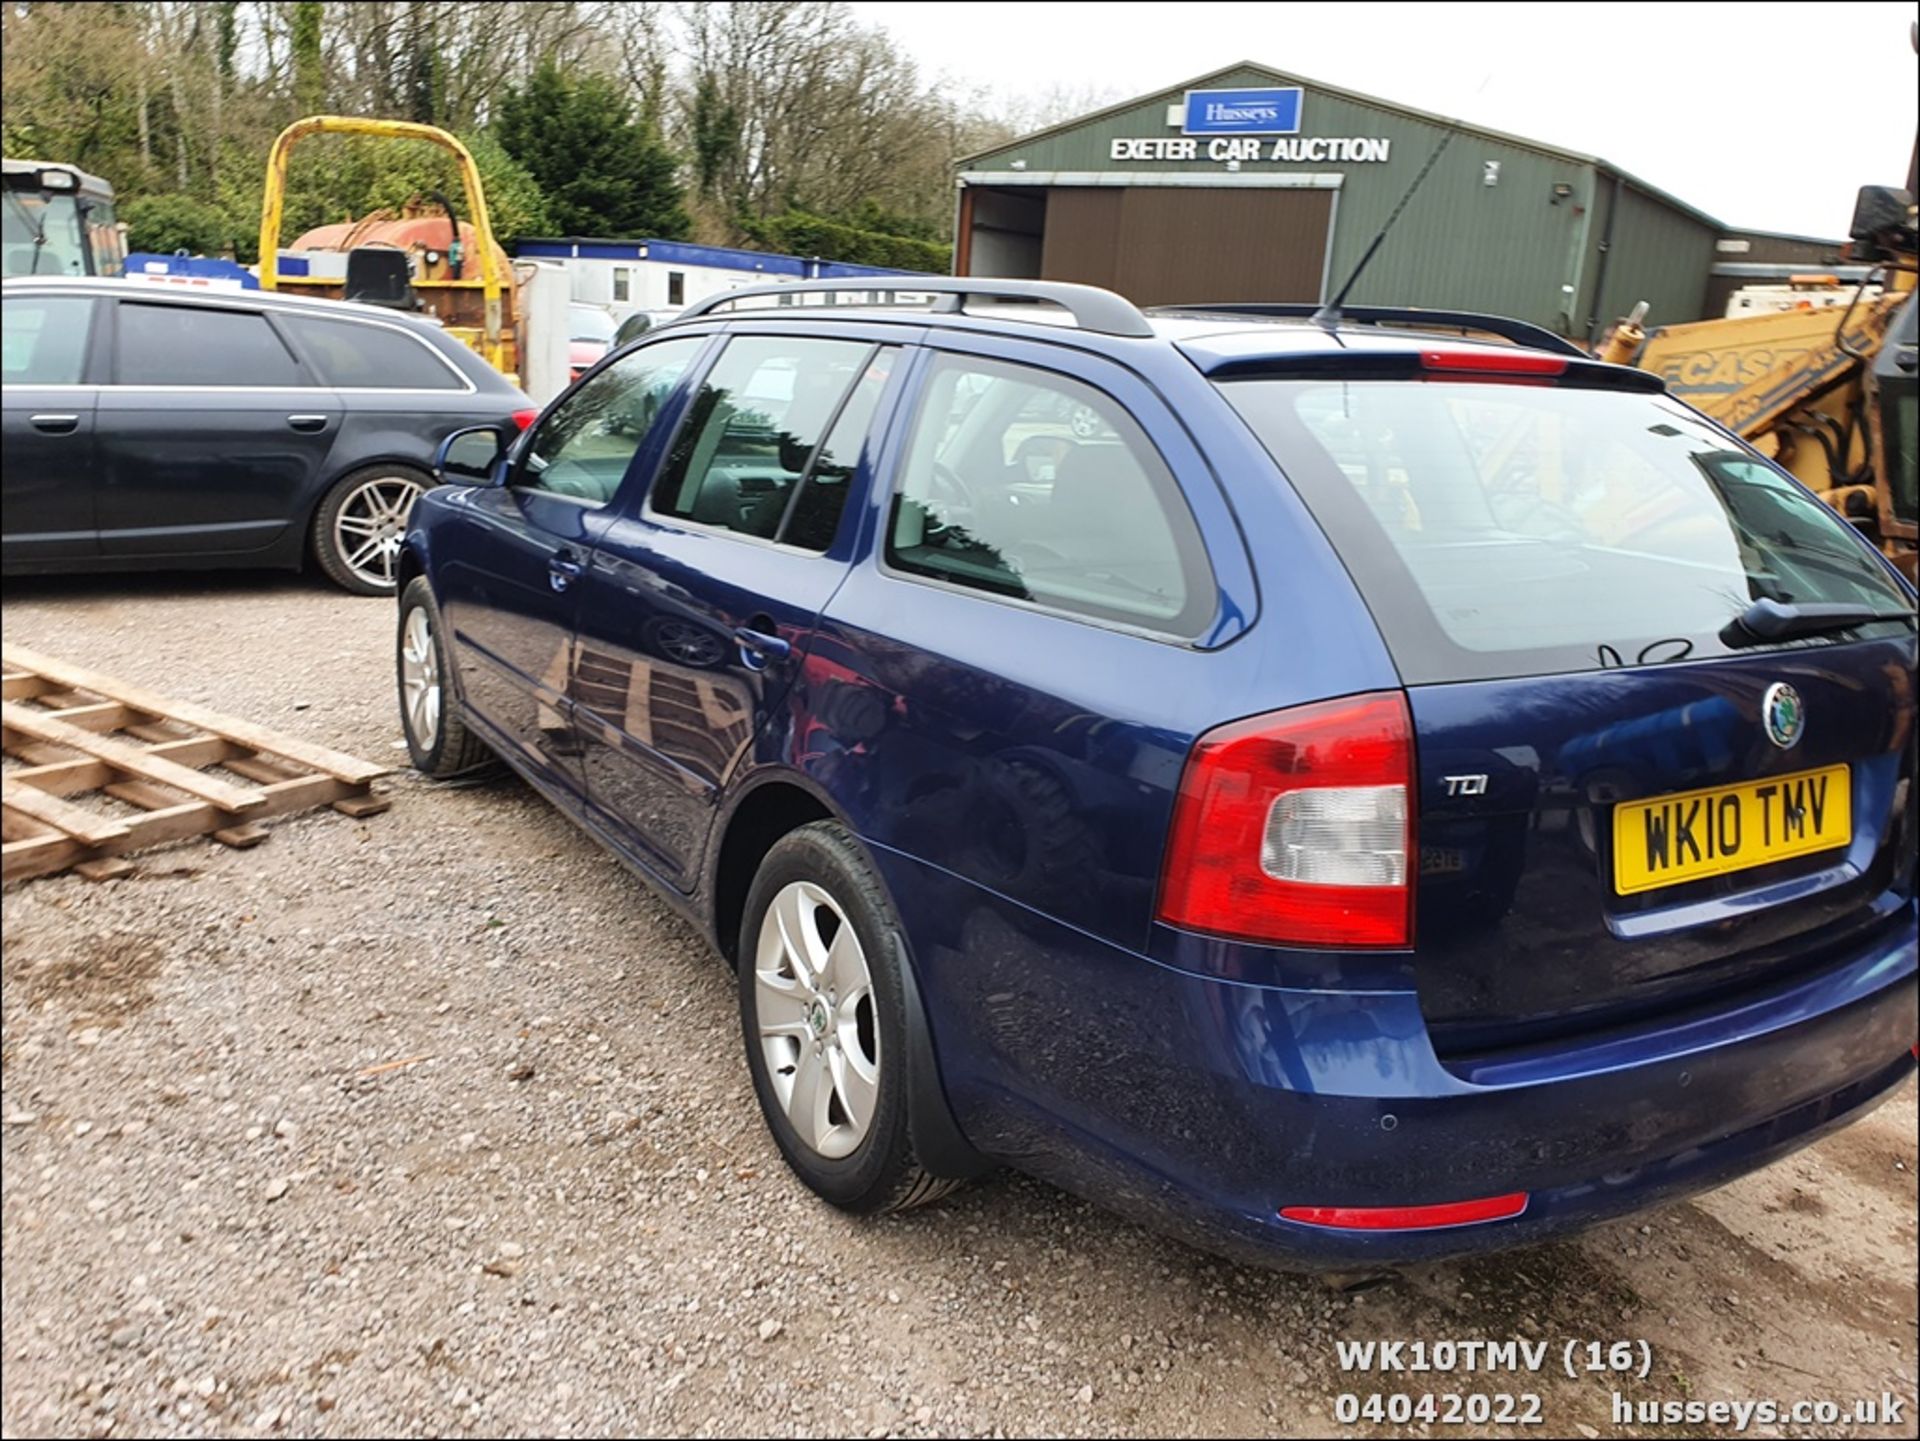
[1220,378,1913,681]
[280,313,466,390]
[885,353,1215,637]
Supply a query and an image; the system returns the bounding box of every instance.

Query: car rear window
[1220,379,1914,683]
[570,305,617,344]
[280,314,465,390]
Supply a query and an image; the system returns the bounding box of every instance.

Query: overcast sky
[846,0,1919,237]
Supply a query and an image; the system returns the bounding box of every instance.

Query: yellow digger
[257,116,520,383]
[1596,183,1918,583]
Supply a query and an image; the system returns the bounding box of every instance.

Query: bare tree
[4,0,1033,260]
[670,0,992,237]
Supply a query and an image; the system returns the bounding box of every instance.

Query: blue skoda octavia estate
[397,279,1917,1269]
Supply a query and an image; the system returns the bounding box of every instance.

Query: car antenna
[1313,125,1459,330]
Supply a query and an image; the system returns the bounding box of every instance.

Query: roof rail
[675,278,1156,338]
[1153,302,1587,358]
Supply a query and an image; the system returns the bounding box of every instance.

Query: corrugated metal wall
[1041,190,1122,286]
[1040,188,1332,304]
[1582,182,1717,336]
[965,65,1728,335]
[1317,126,1590,330]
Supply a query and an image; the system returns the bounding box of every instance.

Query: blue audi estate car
[396,279,1917,1269]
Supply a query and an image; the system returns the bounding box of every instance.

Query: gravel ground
[2,571,1915,1440]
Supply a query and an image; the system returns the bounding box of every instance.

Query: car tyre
[739,821,962,1214]
[314,465,432,595]
[397,576,491,777]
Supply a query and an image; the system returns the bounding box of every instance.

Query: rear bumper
[1163,1038,1913,1272]
[878,845,1917,1269]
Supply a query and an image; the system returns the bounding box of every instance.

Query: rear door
[435,334,709,796]
[811,332,1253,952]
[1220,373,1917,1052]
[572,327,909,889]
[1,290,100,563]
[95,297,341,557]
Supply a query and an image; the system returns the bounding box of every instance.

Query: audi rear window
[281,313,465,390]
[1220,379,1914,683]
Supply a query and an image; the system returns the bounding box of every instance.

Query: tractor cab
[2,158,124,279]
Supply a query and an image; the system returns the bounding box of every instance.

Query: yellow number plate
[1612,764,1851,896]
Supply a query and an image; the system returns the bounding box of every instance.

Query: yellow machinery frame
[257,115,509,376]
[1598,267,1916,567]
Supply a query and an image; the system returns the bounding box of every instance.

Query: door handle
[286,414,329,432]
[733,626,792,668]
[29,414,79,434]
[548,550,585,592]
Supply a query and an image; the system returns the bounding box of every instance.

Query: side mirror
[436,425,511,486]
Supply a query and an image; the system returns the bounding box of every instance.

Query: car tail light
[1420,348,1567,378]
[510,408,539,431]
[1157,691,1414,948]
[1280,1192,1528,1230]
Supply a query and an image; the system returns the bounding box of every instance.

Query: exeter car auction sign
[1110,135,1393,162]
[1106,87,1394,164]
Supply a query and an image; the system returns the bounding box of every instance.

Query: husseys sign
[1183,87,1304,135]
[1108,87,1392,164]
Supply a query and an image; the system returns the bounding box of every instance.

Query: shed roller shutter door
[1041,187,1333,307]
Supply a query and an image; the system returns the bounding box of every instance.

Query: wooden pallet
[1,644,393,884]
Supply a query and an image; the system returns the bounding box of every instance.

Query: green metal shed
[955,62,1728,338]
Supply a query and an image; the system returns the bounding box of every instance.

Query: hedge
[743,210,947,273]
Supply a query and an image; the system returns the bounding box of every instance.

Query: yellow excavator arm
[1600,291,1905,443]
[1596,176,1917,579]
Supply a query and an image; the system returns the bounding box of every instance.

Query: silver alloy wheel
[400,605,441,752]
[754,880,880,1160]
[654,618,727,668]
[334,475,426,589]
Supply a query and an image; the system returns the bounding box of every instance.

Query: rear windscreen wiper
[1719,596,1915,647]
